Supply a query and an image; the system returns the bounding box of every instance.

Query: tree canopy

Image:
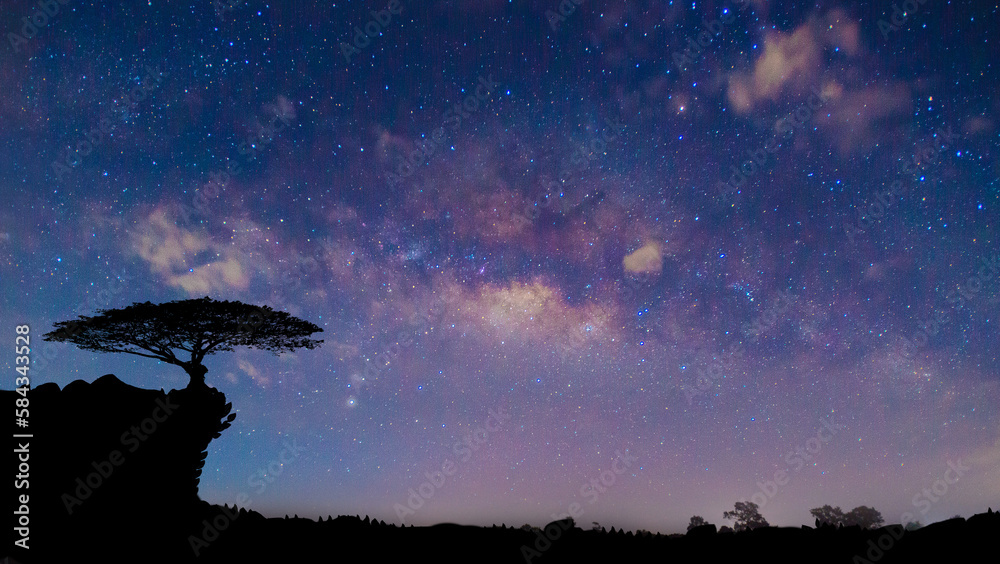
[723,501,769,531]
[843,506,884,529]
[42,297,323,388]
[810,505,847,527]
[687,516,709,532]
[809,505,884,529]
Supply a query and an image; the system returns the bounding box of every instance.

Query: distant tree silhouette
[809,505,846,527]
[905,520,923,530]
[42,297,323,388]
[843,506,884,529]
[687,515,709,531]
[723,501,769,531]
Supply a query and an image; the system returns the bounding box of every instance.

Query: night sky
[2,0,999,534]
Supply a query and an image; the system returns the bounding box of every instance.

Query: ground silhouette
[3,375,997,563]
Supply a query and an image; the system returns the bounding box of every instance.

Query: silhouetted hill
[183,509,999,563]
[3,375,236,563]
[3,376,997,563]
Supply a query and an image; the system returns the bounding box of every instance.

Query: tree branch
[107,348,175,363]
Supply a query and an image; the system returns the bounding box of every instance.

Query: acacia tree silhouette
[42,296,323,389]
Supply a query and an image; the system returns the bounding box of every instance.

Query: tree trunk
[182,362,209,389]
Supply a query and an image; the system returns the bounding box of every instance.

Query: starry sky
[2,0,999,534]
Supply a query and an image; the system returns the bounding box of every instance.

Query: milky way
[2,0,998,534]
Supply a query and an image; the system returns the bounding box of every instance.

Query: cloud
[821,8,861,57]
[726,10,860,114]
[823,83,911,156]
[264,94,296,124]
[727,26,823,113]
[962,116,993,136]
[132,209,208,272]
[169,257,248,295]
[719,6,916,156]
[130,207,249,295]
[624,242,663,274]
[238,357,270,387]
